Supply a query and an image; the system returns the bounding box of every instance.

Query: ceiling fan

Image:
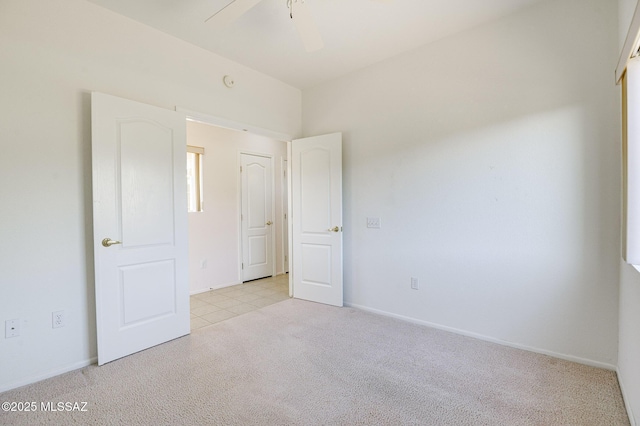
[205,0,324,52]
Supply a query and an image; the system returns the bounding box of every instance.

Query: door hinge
[240,166,242,173]
[285,255,287,262]
[284,213,287,220]
[242,263,244,270]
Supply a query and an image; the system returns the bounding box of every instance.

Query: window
[622,58,640,264]
[618,6,640,264]
[187,145,204,212]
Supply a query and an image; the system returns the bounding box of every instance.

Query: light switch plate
[411,277,419,290]
[367,217,381,228]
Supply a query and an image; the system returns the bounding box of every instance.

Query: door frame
[177,107,294,296]
[286,142,293,297]
[281,156,289,274]
[237,150,277,282]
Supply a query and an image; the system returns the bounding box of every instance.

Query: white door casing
[282,158,289,274]
[291,133,343,307]
[92,92,189,365]
[241,153,274,281]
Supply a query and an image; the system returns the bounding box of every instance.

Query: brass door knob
[328,226,340,232]
[266,221,273,226]
[102,238,122,247]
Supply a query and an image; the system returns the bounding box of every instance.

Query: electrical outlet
[5,319,19,338]
[411,277,419,290]
[367,217,381,228]
[52,311,65,329]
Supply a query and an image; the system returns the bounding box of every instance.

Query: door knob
[328,226,340,232]
[266,221,273,226]
[102,238,122,247]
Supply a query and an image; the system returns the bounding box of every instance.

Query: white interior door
[291,133,343,307]
[92,92,189,365]
[241,153,274,281]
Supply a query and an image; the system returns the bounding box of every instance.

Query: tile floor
[190,274,290,331]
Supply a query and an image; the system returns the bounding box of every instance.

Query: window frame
[187,145,204,213]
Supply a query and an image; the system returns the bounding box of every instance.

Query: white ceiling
[85,0,545,89]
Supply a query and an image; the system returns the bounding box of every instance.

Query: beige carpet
[0,299,630,425]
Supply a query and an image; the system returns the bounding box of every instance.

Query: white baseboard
[190,280,241,296]
[190,274,288,296]
[345,302,617,371]
[617,367,636,426]
[0,357,97,394]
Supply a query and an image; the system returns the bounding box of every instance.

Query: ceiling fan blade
[291,1,324,52]
[205,0,263,28]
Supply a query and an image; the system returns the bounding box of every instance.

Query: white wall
[617,0,640,423]
[303,0,620,366]
[0,0,300,391]
[620,0,638,47]
[187,121,288,294]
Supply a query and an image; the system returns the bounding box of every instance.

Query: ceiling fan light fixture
[288,0,324,52]
[205,0,262,27]
[206,0,324,53]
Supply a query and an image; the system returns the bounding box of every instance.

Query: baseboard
[191,274,290,296]
[190,280,241,296]
[345,302,617,371]
[0,357,97,394]
[617,367,637,426]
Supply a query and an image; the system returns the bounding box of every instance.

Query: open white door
[92,92,189,365]
[291,133,343,307]
[241,153,274,281]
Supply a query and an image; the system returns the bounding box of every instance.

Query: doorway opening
[184,119,289,330]
[92,93,341,365]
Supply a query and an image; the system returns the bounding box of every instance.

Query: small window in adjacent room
[187,145,204,212]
